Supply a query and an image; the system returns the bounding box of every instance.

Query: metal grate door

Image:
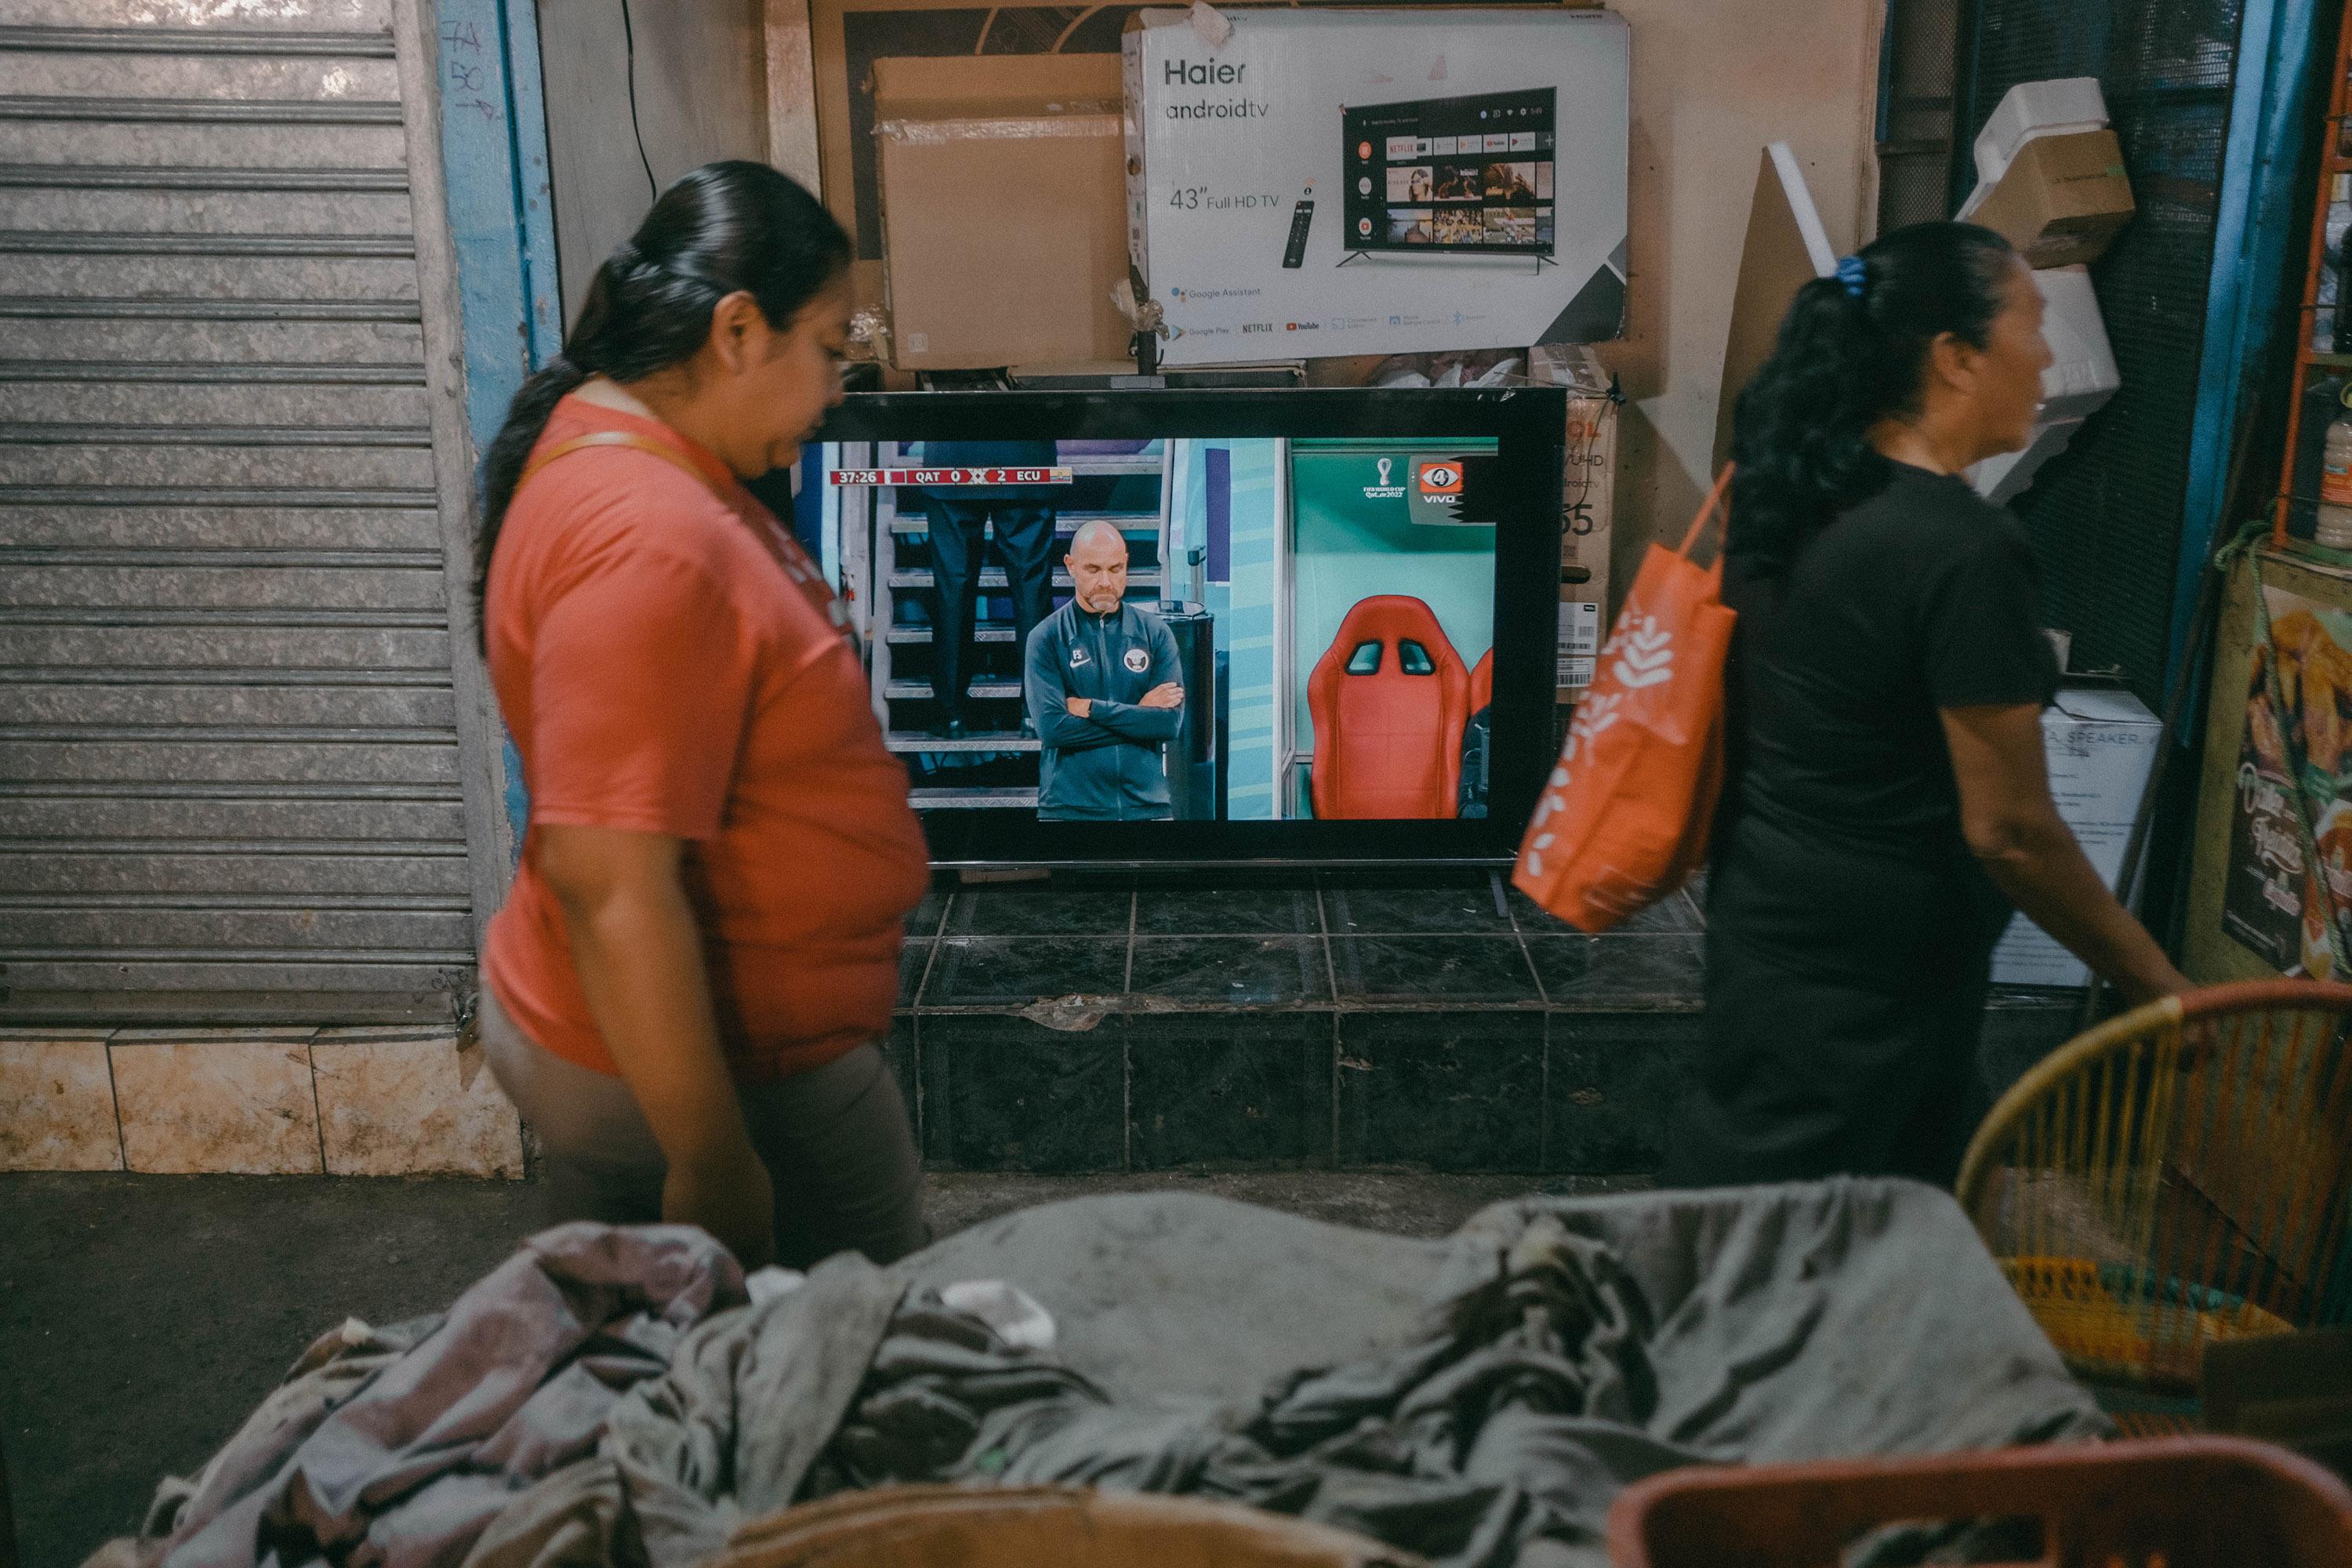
[1955,0,2249,700]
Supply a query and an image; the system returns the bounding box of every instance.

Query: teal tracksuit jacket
[1025,601,1183,822]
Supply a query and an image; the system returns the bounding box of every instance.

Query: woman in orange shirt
[472,162,931,1269]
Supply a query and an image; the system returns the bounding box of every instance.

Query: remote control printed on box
[1283,191,1316,268]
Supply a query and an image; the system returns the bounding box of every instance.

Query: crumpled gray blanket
[140,1224,745,1568]
[801,1213,1709,1568]
[120,1181,2109,1568]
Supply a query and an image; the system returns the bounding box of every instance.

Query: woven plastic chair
[1956,980,2352,1428]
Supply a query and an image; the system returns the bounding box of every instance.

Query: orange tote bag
[1513,466,1737,932]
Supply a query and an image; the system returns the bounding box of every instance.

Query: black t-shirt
[1722,463,2060,855]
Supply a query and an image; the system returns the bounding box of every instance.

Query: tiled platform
[893,872,2084,1176]
[0,873,2084,1178]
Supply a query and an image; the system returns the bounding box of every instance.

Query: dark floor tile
[944,881,1134,937]
[922,1014,1126,1171]
[898,939,934,1008]
[1523,935,1704,1010]
[1133,884,1322,935]
[1127,936,1330,1007]
[1324,877,1515,935]
[883,1016,920,1139]
[909,880,952,938]
[924,937,1130,1007]
[1544,1013,1704,1177]
[1337,1011,1544,1171]
[1511,886,1703,936]
[1128,1013,1335,1167]
[1329,935,1541,1007]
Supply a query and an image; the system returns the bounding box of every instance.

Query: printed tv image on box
[1342,87,1556,260]
[821,435,1509,824]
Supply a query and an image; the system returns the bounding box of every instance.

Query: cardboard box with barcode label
[1991,687,2161,986]
[1531,344,1616,700]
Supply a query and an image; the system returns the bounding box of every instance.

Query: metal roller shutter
[0,1,499,1022]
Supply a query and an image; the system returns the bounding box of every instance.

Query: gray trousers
[476,978,927,1269]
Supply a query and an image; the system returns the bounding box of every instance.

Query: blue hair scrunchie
[1835,255,1867,299]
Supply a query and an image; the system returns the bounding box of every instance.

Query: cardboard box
[1991,687,2162,986]
[1123,8,1629,367]
[811,0,1127,314]
[1962,128,2134,269]
[1530,343,1617,698]
[1715,143,1837,470]
[1966,77,2108,192]
[871,55,1131,371]
[1967,263,2119,503]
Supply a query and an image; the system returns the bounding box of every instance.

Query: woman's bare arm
[534,822,775,1267]
[1941,703,2190,1005]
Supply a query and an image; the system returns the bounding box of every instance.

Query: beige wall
[537,0,772,323]
[1591,0,1883,600]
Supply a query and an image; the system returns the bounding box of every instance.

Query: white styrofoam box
[1967,266,2116,503]
[1124,9,1629,366]
[1958,77,2109,220]
[1991,688,2162,988]
[1972,416,2085,506]
[2029,265,2120,417]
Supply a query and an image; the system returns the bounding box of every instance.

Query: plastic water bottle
[2319,405,2352,550]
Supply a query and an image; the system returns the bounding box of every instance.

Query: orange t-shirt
[481,394,929,1081]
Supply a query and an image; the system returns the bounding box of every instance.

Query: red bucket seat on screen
[1468,648,1494,715]
[1308,595,1470,819]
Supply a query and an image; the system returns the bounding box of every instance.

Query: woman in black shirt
[1664,222,2189,1189]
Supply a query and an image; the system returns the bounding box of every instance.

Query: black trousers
[1664,810,2012,1191]
[927,500,1054,720]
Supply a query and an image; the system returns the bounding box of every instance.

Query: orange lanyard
[517,430,853,639]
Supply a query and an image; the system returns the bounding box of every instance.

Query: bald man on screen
[1023,521,1184,822]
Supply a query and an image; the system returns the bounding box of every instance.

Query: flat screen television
[1341,87,1558,260]
[807,388,1566,867]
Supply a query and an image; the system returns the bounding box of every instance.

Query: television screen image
[1483,162,1538,202]
[811,390,1566,866]
[1342,86,1558,258]
[1432,209,1486,245]
[1386,209,1435,245]
[1486,209,1537,246]
[1384,165,1433,202]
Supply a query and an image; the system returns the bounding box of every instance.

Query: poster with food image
[2223,588,2352,976]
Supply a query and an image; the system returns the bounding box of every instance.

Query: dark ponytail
[473,160,851,637]
[1727,220,2018,571]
